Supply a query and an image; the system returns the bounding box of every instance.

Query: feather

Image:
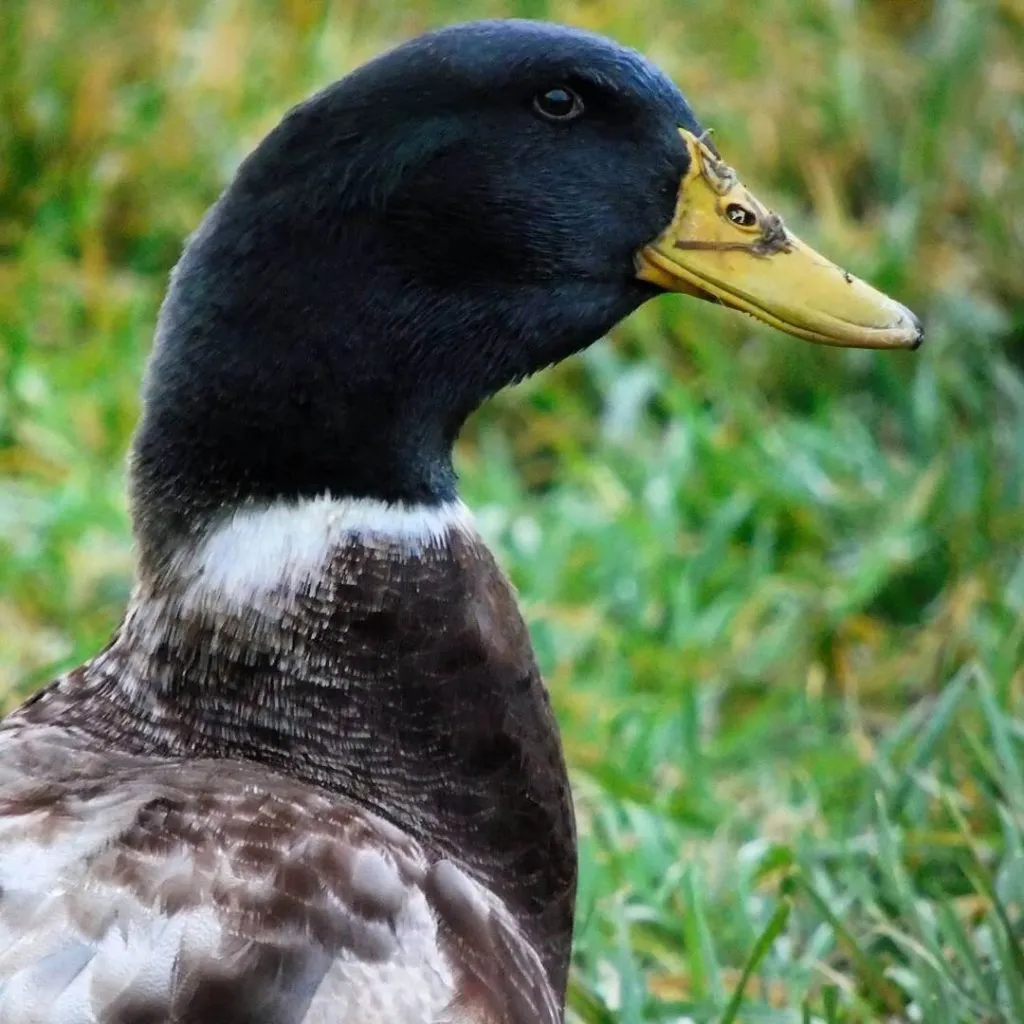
[0,733,556,1023]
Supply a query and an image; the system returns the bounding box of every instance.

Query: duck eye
[725,203,757,228]
[532,86,584,122]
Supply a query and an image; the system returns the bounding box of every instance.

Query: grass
[1,0,1023,1020]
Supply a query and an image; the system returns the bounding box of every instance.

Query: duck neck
[42,495,577,998]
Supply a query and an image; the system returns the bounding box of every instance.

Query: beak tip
[898,306,924,351]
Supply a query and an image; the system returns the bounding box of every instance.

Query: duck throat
[27,496,577,994]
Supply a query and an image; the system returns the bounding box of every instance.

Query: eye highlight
[532,86,584,122]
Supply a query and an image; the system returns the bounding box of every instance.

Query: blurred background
[1,0,1022,1020]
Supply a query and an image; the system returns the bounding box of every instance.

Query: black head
[130,19,705,559]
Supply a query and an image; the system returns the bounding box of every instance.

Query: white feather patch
[175,496,476,608]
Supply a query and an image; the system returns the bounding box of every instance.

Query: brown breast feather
[0,523,574,1021]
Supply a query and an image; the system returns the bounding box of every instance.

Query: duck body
[0,17,920,1024]
[0,499,569,1022]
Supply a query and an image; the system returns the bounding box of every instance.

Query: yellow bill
[636,129,922,349]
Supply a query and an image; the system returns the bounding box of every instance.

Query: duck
[0,19,921,1024]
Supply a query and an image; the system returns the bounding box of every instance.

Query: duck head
[131,19,920,562]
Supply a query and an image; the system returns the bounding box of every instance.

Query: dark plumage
[0,18,919,1024]
[130,20,701,567]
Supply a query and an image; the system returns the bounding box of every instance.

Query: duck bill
[636,130,922,350]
